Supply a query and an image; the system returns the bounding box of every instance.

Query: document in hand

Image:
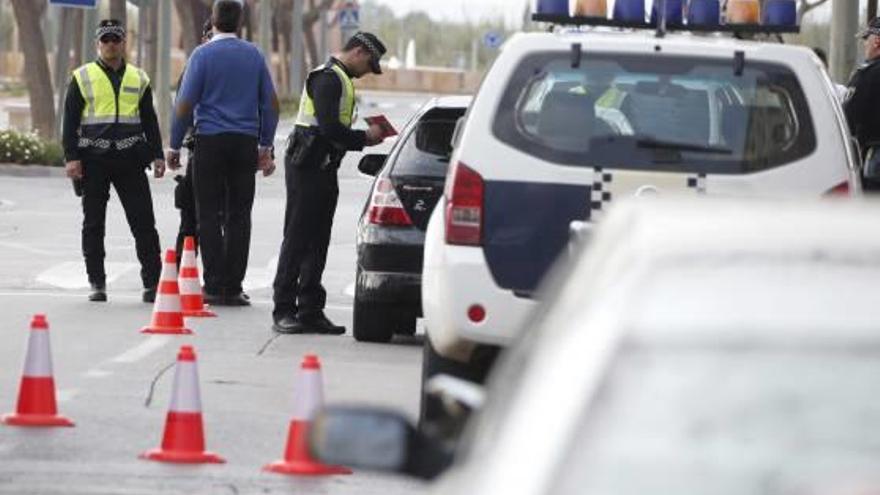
[364,115,399,138]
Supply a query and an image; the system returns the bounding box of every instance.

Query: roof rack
[531,14,801,35]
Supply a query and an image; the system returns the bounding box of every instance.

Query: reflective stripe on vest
[73,62,147,126]
[295,62,356,128]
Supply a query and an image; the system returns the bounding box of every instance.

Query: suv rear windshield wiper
[636,138,733,155]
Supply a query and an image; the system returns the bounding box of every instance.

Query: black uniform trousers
[81,154,161,288]
[272,161,339,320]
[192,133,257,296]
[174,159,198,265]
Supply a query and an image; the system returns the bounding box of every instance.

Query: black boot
[89,284,107,302]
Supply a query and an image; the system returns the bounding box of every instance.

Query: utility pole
[81,5,98,66]
[259,0,272,62]
[54,7,74,138]
[290,0,305,97]
[870,0,878,23]
[830,0,858,84]
[157,0,172,140]
[319,7,328,63]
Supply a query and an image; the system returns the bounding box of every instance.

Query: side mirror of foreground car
[358,154,388,177]
[310,406,454,480]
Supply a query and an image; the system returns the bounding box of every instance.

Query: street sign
[339,2,360,30]
[483,31,504,49]
[49,0,99,8]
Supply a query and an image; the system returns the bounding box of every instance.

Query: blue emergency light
[763,0,797,27]
[651,0,684,26]
[537,0,570,15]
[687,0,720,27]
[613,0,645,22]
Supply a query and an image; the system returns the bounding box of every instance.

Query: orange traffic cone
[264,354,352,476]
[140,345,225,464]
[178,237,215,318]
[142,249,192,335]
[3,315,74,427]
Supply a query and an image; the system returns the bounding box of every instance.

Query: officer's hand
[365,124,385,146]
[165,150,181,171]
[65,160,83,179]
[258,149,276,177]
[153,159,166,179]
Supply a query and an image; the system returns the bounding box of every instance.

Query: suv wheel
[353,298,394,343]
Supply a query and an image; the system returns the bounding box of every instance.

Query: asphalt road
[0,91,443,494]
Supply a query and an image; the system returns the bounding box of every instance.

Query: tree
[796,0,830,23]
[9,0,56,139]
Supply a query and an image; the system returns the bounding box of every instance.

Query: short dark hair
[212,0,242,34]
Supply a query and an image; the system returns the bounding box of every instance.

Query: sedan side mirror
[310,406,454,480]
[358,154,388,177]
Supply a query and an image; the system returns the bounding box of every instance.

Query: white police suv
[419,10,860,423]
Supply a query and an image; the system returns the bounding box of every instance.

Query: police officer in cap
[63,19,165,303]
[846,17,880,191]
[272,32,388,334]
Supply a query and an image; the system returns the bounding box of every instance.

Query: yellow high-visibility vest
[295,62,356,128]
[73,62,148,128]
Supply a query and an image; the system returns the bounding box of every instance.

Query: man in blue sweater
[167,0,279,306]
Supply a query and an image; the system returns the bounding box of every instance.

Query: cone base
[183,309,216,318]
[141,326,193,335]
[263,460,353,476]
[2,413,74,427]
[140,448,225,464]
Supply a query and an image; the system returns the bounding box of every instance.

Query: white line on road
[344,282,355,298]
[35,261,138,290]
[109,336,171,364]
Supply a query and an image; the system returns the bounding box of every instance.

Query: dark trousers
[81,155,161,288]
[272,163,339,319]
[192,133,257,296]
[174,160,199,265]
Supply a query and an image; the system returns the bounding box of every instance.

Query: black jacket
[845,57,880,153]
[62,59,164,163]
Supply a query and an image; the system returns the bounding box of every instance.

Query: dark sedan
[354,96,471,342]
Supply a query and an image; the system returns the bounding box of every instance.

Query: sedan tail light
[368,178,414,226]
[445,162,484,246]
[824,181,851,197]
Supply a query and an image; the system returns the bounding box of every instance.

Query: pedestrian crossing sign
[339,3,360,30]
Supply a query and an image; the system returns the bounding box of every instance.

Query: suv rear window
[392,108,465,178]
[493,52,817,174]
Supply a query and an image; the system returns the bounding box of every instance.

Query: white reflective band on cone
[179,278,201,295]
[291,370,324,421]
[181,249,197,269]
[160,261,177,282]
[22,330,53,377]
[168,361,203,413]
[154,293,182,313]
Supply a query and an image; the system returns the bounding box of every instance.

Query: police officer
[272,32,388,334]
[63,19,165,303]
[845,18,880,191]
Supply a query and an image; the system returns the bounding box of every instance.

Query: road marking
[110,336,171,364]
[242,255,278,291]
[35,261,138,289]
[344,282,355,298]
[83,369,112,378]
[57,389,79,403]
[0,240,64,257]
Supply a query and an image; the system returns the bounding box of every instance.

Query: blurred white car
[315,198,880,495]
[420,23,862,421]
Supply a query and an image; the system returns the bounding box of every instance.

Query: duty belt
[78,134,146,151]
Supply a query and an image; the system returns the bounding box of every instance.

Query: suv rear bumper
[356,269,422,308]
[423,208,536,362]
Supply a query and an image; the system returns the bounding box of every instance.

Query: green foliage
[279,95,301,119]
[359,0,513,70]
[0,130,65,167]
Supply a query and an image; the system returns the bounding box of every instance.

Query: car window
[493,53,817,174]
[392,108,465,178]
[551,336,880,495]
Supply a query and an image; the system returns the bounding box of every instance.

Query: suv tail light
[824,181,851,197]
[445,162,484,246]
[368,178,413,226]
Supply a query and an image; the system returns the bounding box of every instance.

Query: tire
[394,310,418,336]
[353,298,394,343]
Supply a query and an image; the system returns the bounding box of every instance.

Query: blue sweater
[170,36,279,149]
